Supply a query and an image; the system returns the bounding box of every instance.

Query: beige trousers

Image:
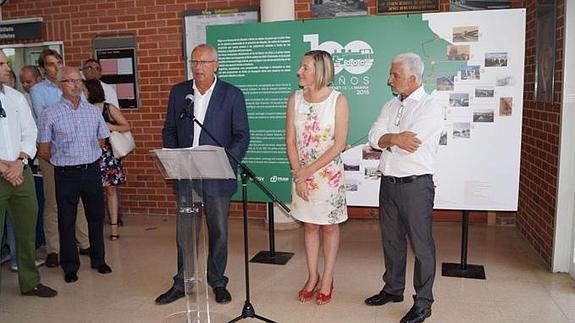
[39,158,90,254]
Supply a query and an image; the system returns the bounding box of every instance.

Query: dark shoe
[155,286,185,305]
[22,283,58,297]
[45,253,59,268]
[64,272,78,283]
[110,223,120,240]
[364,289,404,306]
[79,247,90,256]
[91,263,112,274]
[400,305,432,323]
[213,287,232,304]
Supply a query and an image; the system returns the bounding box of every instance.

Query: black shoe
[64,272,78,283]
[45,253,59,268]
[213,287,232,304]
[91,263,112,274]
[400,305,432,323]
[79,247,90,256]
[22,283,58,297]
[155,286,185,305]
[364,289,403,306]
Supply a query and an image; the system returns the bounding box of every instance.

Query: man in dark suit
[156,44,250,305]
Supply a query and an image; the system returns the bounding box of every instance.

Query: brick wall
[516,0,565,268]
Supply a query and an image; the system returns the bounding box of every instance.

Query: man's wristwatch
[17,157,29,168]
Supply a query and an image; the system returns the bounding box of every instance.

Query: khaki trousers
[39,158,90,253]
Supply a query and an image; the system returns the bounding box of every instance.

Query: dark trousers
[173,195,230,291]
[379,175,436,308]
[54,162,106,274]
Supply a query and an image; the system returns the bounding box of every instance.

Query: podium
[152,146,234,323]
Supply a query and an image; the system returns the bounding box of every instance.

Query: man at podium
[156,44,250,305]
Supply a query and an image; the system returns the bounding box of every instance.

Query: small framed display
[377,0,439,15]
[534,0,556,103]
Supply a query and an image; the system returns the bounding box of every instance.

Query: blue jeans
[173,194,230,291]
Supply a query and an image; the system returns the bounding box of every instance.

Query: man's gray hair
[192,44,218,61]
[56,66,79,82]
[392,52,424,83]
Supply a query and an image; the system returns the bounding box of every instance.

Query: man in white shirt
[0,49,57,297]
[82,58,119,108]
[364,53,443,323]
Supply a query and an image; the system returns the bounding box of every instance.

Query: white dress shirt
[101,80,120,108]
[368,86,443,177]
[192,76,217,148]
[0,85,38,161]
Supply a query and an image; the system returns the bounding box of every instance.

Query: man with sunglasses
[30,49,91,269]
[37,66,112,283]
[0,49,58,298]
[365,53,443,323]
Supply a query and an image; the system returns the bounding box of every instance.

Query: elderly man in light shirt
[0,49,57,298]
[364,53,443,323]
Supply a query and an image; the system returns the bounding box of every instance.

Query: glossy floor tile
[1,217,575,323]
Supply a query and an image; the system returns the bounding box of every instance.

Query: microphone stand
[185,110,288,323]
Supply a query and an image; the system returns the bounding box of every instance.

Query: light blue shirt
[30,79,62,121]
[38,97,110,166]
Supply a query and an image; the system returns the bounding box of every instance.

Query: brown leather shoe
[45,253,59,268]
[22,283,58,297]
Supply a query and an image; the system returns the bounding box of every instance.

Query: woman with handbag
[83,79,130,240]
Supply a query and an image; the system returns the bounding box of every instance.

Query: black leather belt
[383,174,430,184]
[56,161,98,170]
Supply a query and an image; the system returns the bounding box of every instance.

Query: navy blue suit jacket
[162,79,250,197]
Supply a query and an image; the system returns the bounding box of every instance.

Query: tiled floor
[1,216,574,323]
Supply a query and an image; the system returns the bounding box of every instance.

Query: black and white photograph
[460,64,480,80]
[362,145,382,160]
[485,52,508,67]
[312,0,368,17]
[439,129,448,145]
[496,75,515,86]
[447,44,470,61]
[449,93,470,107]
[475,87,495,97]
[364,167,382,180]
[345,178,359,191]
[453,26,479,42]
[453,122,471,138]
[450,0,511,11]
[437,75,455,91]
[473,110,495,122]
[500,97,513,116]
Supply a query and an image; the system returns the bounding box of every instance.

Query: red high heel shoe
[316,280,334,305]
[298,275,320,303]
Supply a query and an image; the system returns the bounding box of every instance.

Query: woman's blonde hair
[304,50,334,89]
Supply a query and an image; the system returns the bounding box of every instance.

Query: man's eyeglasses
[394,103,405,127]
[83,66,101,72]
[60,79,83,85]
[190,60,215,67]
[0,100,6,118]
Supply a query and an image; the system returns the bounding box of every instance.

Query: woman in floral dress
[286,50,349,305]
[83,79,130,240]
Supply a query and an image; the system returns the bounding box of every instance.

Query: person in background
[82,58,124,226]
[31,49,91,268]
[285,50,349,306]
[0,49,57,298]
[83,79,129,240]
[37,66,112,283]
[157,44,250,305]
[19,65,42,116]
[365,53,443,323]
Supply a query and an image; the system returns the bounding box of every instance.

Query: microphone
[179,93,195,119]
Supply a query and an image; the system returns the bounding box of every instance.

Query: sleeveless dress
[100,103,127,187]
[290,89,348,225]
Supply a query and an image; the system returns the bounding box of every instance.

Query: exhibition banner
[208,9,525,211]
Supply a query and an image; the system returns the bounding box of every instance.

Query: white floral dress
[290,89,348,225]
